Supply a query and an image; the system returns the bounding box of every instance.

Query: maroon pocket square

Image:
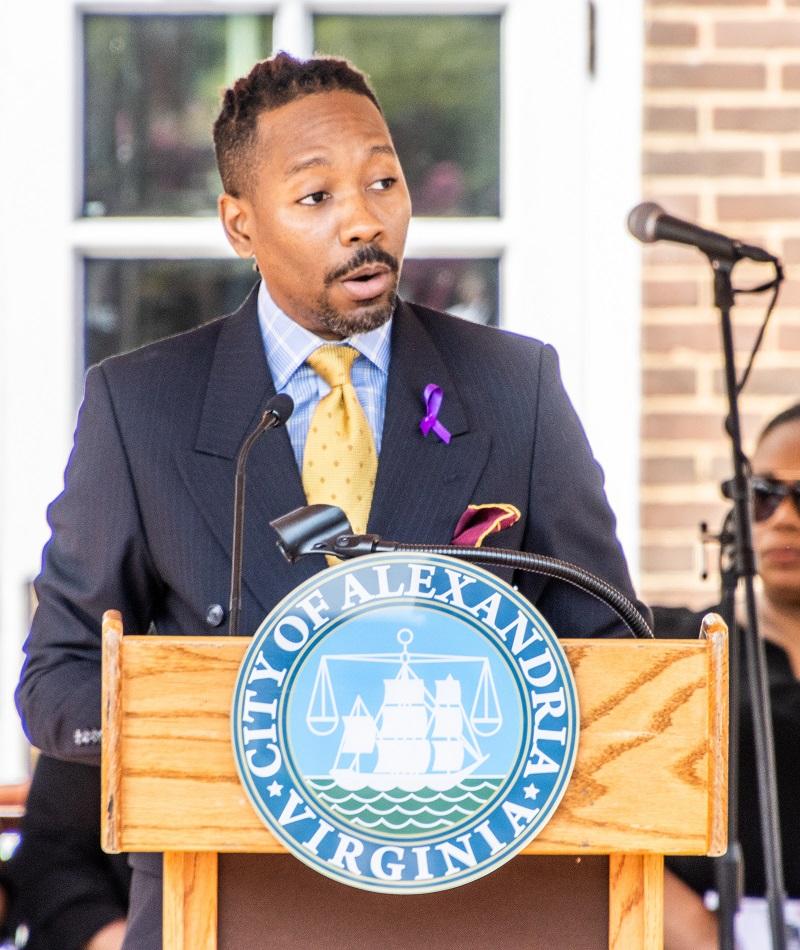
[451,503,521,548]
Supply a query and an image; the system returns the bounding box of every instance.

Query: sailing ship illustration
[306,628,502,792]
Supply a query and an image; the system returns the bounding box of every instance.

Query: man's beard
[314,287,397,337]
[316,245,400,337]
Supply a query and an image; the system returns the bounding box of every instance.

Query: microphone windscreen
[627,202,663,244]
[266,392,294,426]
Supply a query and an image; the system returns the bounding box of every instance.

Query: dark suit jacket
[18,289,641,756]
[16,290,643,935]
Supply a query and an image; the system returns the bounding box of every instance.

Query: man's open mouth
[343,264,391,281]
[340,265,394,301]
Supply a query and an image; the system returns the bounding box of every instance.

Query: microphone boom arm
[270,505,653,639]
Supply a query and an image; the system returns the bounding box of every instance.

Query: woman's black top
[654,604,800,899]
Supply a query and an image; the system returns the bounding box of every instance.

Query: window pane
[85,256,499,367]
[400,259,499,327]
[314,16,501,217]
[83,15,272,217]
[85,259,256,366]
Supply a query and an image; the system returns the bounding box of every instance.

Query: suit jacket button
[206,604,225,628]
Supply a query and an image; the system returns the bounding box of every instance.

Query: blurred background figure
[656,403,800,950]
[416,160,466,215]
[2,756,129,950]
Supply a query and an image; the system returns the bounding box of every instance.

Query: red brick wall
[642,0,800,608]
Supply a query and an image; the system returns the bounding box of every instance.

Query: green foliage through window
[315,15,501,217]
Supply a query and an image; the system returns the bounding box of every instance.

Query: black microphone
[627,201,776,263]
[228,393,294,636]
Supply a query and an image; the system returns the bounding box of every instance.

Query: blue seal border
[231,552,580,894]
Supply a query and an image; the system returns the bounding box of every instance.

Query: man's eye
[298,191,329,206]
[369,178,396,192]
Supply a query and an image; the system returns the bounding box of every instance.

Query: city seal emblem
[231,552,579,893]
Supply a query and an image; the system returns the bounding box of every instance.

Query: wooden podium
[101,610,728,950]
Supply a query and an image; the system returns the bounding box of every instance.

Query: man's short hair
[213,51,382,197]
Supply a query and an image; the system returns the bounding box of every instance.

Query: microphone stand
[713,258,787,949]
[228,395,294,637]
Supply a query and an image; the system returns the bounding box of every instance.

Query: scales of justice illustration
[305,627,503,832]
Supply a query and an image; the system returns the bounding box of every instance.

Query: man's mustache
[325,245,400,285]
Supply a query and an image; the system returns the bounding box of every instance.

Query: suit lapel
[175,290,317,621]
[176,295,492,623]
[369,302,491,545]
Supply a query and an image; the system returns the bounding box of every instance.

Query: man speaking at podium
[17,53,645,949]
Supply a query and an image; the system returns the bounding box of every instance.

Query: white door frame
[0,0,641,779]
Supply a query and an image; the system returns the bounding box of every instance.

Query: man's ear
[218,193,255,259]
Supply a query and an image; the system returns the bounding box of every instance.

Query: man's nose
[338,195,383,246]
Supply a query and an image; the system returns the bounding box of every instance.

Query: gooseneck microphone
[269,504,653,639]
[228,393,294,636]
[627,201,776,263]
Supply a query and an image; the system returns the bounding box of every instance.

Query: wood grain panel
[101,610,123,853]
[163,851,218,950]
[102,634,727,858]
[703,613,729,856]
[608,853,664,949]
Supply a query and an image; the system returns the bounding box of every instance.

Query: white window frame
[0,0,642,779]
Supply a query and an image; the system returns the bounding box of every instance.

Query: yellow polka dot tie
[302,345,378,539]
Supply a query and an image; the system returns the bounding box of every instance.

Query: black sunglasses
[751,476,800,523]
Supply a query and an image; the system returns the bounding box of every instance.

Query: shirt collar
[257,280,393,390]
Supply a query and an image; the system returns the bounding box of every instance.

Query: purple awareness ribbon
[419,384,452,444]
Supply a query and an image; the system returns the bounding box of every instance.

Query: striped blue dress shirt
[257,281,392,470]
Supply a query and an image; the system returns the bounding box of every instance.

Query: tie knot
[307,344,359,389]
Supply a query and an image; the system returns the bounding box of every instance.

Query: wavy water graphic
[306,777,504,836]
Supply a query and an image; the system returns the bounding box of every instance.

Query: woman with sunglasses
[657,402,800,949]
